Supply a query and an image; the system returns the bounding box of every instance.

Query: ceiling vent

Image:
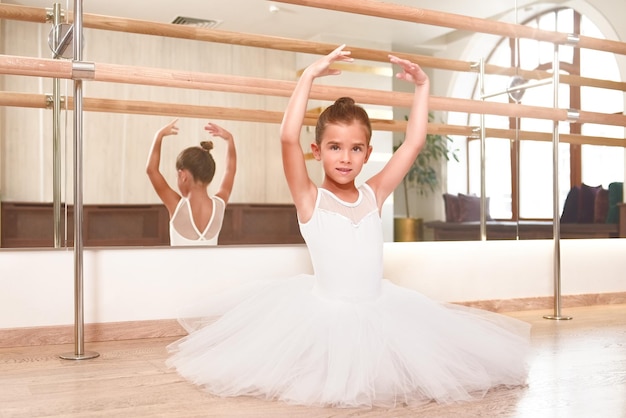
[171,16,222,29]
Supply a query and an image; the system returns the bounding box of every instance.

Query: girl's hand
[389,55,429,86]
[303,44,353,79]
[204,122,233,141]
[157,118,179,137]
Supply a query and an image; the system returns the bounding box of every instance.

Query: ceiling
[5,0,548,53]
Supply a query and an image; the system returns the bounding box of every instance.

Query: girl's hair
[315,97,372,145]
[176,141,216,184]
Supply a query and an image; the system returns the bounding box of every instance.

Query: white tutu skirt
[166,276,531,408]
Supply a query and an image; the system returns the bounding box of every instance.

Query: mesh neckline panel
[317,185,378,226]
[171,197,225,241]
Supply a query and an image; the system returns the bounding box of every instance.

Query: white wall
[1,239,625,329]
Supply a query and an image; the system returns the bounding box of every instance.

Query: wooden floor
[1,304,625,418]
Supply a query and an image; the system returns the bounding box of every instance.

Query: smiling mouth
[336,167,352,173]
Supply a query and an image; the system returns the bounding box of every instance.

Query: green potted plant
[394,112,458,241]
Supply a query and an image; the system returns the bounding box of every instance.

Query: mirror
[1,1,624,248]
[1,12,396,247]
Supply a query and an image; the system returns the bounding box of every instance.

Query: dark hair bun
[200,141,214,152]
[334,97,355,107]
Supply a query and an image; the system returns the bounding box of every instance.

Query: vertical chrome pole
[514,115,520,240]
[51,3,63,248]
[478,58,487,241]
[544,41,572,321]
[513,0,521,240]
[60,0,99,360]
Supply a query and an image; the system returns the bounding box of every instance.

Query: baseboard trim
[454,291,626,312]
[0,319,186,348]
[1,292,624,348]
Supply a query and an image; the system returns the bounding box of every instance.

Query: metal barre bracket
[72,61,95,80]
[566,108,580,122]
[469,126,481,139]
[45,7,65,22]
[45,94,66,108]
[566,33,580,46]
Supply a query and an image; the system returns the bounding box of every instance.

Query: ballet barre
[274,0,626,55]
[2,54,626,130]
[1,90,625,148]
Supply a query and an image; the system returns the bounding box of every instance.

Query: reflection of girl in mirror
[146,119,236,246]
[167,46,530,407]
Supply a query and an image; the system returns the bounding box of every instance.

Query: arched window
[448,7,623,220]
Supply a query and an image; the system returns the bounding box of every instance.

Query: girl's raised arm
[367,55,430,209]
[205,122,237,204]
[279,45,353,220]
[146,118,182,217]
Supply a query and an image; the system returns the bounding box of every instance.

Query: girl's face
[311,122,372,187]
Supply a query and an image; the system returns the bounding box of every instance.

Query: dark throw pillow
[606,182,624,224]
[577,183,601,223]
[593,187,609,224]
[443,193,460,222]
[457,193,492,222]
[560,186,580,223]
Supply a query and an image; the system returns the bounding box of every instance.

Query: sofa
[425,182,625,241]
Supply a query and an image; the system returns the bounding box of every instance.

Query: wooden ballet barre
[0,54,294,96]
[0,91,49,109]
[2,54,626,129]
[0,3,44,22]
[73,12,626,92]
[0,91,315,126]
[0,92,395,132]
[428,122,625,147]
[0,4,625,93]
[275,0,626,55]
[1,91,624,147]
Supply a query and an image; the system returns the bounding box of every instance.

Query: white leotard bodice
[169,196,225,246]
[299,183,382,301]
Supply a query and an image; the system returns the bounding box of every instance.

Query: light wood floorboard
[1,304,625,418]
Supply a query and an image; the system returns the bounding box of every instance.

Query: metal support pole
[475,37,573,320]
[51,3,63,248]
[60,0,99,360]
[544,41,572,321]
[478,58,487,241]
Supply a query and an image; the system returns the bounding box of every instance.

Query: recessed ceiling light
[171,16,222,29]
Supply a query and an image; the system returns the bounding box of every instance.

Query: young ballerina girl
[146,119,236,246]
[166,45,530,408]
